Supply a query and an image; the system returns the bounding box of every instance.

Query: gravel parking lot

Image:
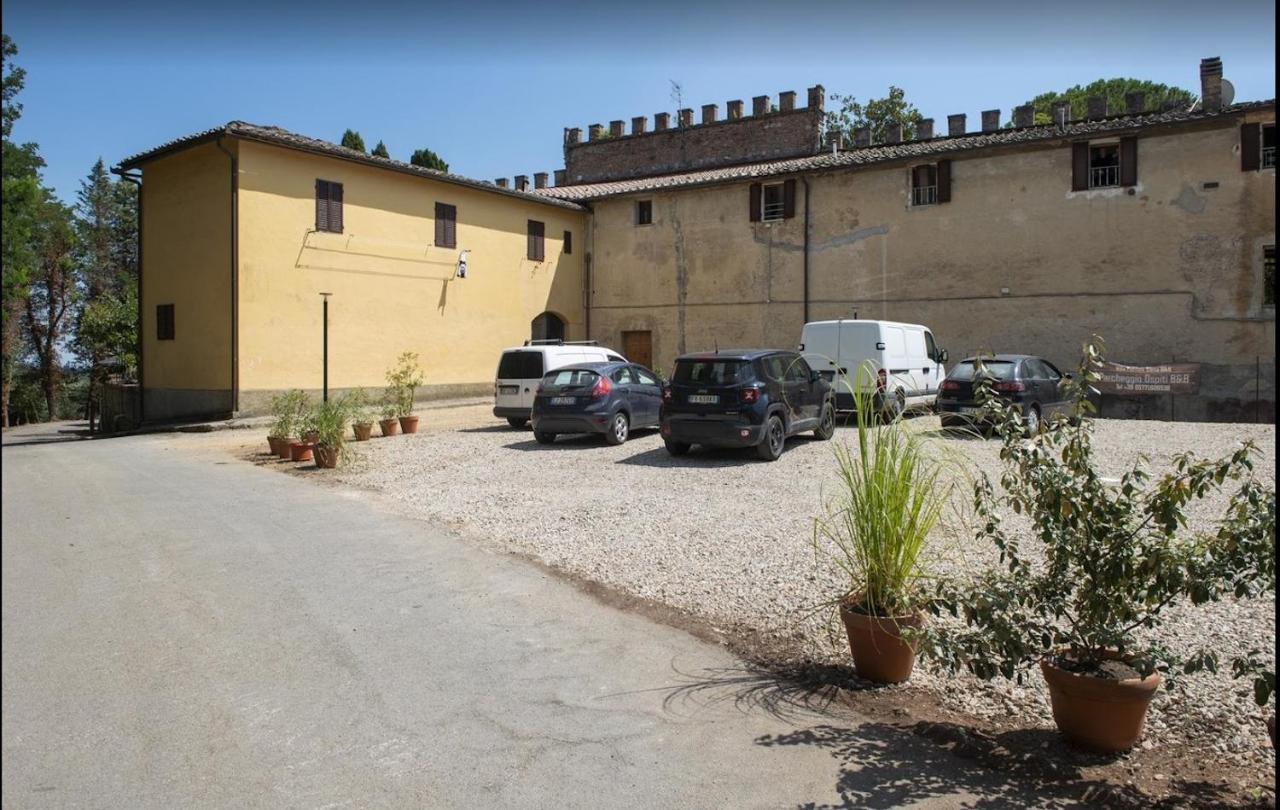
[269,406,1275,770]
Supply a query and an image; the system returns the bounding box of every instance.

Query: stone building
[538,57,1276,421]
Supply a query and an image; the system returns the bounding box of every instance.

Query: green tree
[825,86,923,144]
[23,191,78,421]
[371,140,390,159]
[409,148,448,172]
[1017,78,1195,125]
[340,129,366,152]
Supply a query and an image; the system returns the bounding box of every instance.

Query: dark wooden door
[622,331,652,369]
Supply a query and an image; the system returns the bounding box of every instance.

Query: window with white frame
[761,183,786,221]
[1089,144,1121,188]
[911,164,937,206]
[1263,124,1276,169]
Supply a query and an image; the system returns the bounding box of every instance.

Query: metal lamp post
[320,292,332,401]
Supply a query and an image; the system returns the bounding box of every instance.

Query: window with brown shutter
[1264,125,1277,169]
[761,183,786,221]
[1243,123,1275,170]
[156,304,175,341]
[911,164,938,206]
[782,179,796,219]
[636,200,653,226]
[527,220,545,261]
[1119,137,1138,187]
[936,159,952,203]
[749,183,762,222]
[434,202,457,248]
[315,179,343,233]
[1071,142,1090,191]
[563,230,572,255]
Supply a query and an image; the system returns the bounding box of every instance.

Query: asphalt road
[2,427,1063,808]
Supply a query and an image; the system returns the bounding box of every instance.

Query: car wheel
[604,412,630,445]
[664,440,691,456]
[756,415,785,461]
[533,431,556,445]
[814,403,836,440]
[507,417,528,429]
[1024,405,1041,437]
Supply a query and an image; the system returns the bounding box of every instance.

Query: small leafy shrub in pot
[346,388,374,441]
[378,390,399,437]
[924,340,1276,752]
[309,398,350,469]
[812,368,961,684]
[385,351,424,434]
[267,389,307,459]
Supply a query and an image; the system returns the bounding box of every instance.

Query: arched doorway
[531,311,565,342]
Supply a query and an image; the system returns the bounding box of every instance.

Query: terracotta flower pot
[289,440,315,462]
[379,418,399,437]
[303,430,319,444]
[267,435,286,457]
[839,599,925,684]
[399,415,420,434]
[313,444,340,469]
[353,422,374,442]
[1040,653,1162,753]
[273,436,296,460]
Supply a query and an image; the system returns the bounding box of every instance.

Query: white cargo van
[493,340,627,427]
[799,320,948,417]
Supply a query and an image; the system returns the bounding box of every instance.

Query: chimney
[534,172,547,189]
[778,91,796,112]
[701,104,717,125]
[654,112,670,131]
[495,178,509,188]
[1125,91,1146,115]
[631,116,647,135]
[807,85,825,111]
[885,122,903,144]
[1013,104,1035,128]
[1086,95,1106,119]
[514,175,528,192]
[726,100,744,120]
[677,108,693,128]
[981,109,1000,132]
[1200,57,1223,113]
[1051,101,1070,126]
[565,127,581,145]
[947,114,966,136]
[825,129,844,150]
[752,95,769,116]
[853,126,871,147]
[588,124,603,141]
[609,120,625,138]
[553,169,566,187]
[917,118,934,140]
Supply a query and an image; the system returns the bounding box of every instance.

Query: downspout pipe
[802,178,811,324]
[215,136,239,414]
[111,166,144,424]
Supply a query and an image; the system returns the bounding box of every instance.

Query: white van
[493,340,627,427]
[799,320,948,417]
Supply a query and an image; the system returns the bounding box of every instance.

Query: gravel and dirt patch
[227,405,1275,803]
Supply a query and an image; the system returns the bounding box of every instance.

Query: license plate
[550,396,575,405]
[499,386,518,395]
[958,406,981,415]
[688,394,719,404]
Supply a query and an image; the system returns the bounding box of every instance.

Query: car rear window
[542,368,599,387]
[948,360,1017,381]
[497,351,544,379]
[672,359,754,385]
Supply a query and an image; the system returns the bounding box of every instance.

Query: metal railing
[1090,165,1120,188]
[1263,146,1276,169]
[762,200,786,221]
[912,185,937,206]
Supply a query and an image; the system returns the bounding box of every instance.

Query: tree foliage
[340,129,366,152]
[825,86,923,144]
[370,140,390,159]
[1017,79,1195,125]
[409,148,448,172]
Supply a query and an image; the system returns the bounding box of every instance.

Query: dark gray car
[936,354,1074,435]
[531,362,664,445]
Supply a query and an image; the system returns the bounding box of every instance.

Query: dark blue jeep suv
[660,350,836,461]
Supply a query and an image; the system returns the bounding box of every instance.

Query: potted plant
[386,351,424,434]
[347,388,374,441]
[811,368,958,684]
[266,389,305,459]
[290,396,317,462]
[310,397,349,469]
[925,341,1276,753]
[378,390,399,437]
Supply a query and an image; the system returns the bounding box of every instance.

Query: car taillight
[994,381,1026,393]
[739,387,760,404]
[940,380,961,392]
[591,375,612,398]
[877,369,887,391]
[662,386,672,403]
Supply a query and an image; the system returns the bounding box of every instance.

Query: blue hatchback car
[531,362,665,445]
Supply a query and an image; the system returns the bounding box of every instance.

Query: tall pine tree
[340,129,366,152]
[371,140,390,158]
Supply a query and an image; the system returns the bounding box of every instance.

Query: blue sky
[4,0,1276,203]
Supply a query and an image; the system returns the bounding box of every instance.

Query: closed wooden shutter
[527,220,544,261]
[782,179,797,218]
[156,304,175,340]
[563,230,572,255]
[329,182,343,232]
[1071,143,1090,191]
[936,160,952,203]
[1241,123,1261,171]
[315,180,329,231]
[1119,137,1138,187]
[435,203,456,248]
[748,183,762,222]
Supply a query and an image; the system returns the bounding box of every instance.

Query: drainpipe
[112,167,144,423]
[215,136,239,414]
[802,178,811,324]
